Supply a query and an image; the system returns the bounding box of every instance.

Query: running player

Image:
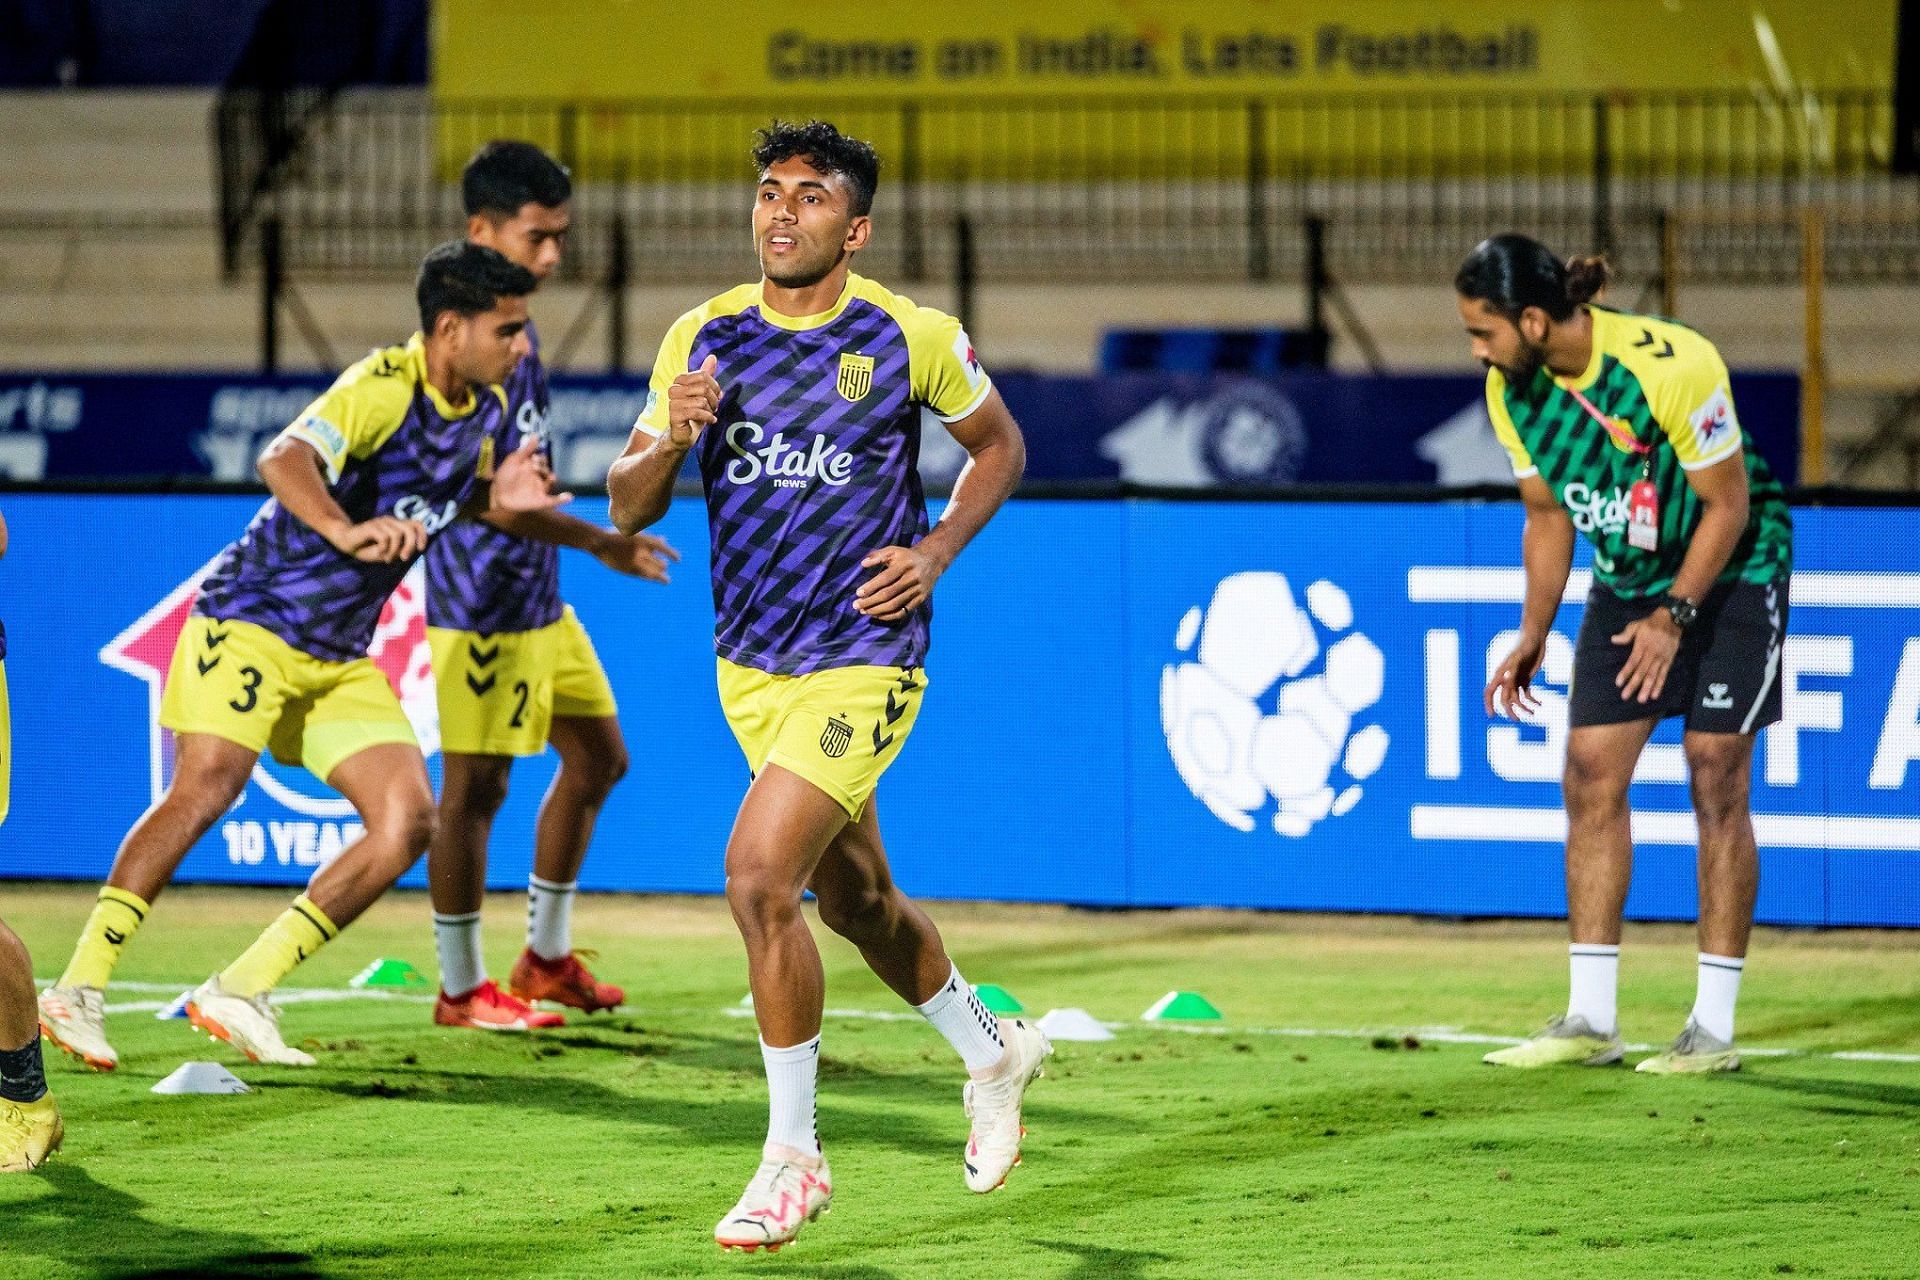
[1,505,63,1171]
[423,141,675,1032]
[608,120,1046,1251]
[1459,234,1793,1075]
[38,242,569,1070]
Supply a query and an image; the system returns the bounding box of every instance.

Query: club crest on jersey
[820,714,853,759]
[836,353,875,402]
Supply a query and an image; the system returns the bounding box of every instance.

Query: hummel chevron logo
[884,690,908,724]
[466,672,497,696]
[203,630,229,649]
[467,641,499,666]
[104,928,126,946]
[1633,328,1675,358]
[196,656,221,675]
[872,724,895,754]
[896,671,921,692]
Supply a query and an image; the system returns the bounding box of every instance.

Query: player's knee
[450,763,512,820]
[725,864,802,931]
[371,789,438,858]
[1562,747,1629,817]
[563,745,628,802]
[1685,742,1752,827]
[814,884,890,942]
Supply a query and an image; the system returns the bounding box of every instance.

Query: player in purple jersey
[38,244,573,1071]
[609,121,1043,1251]
[422,141,676,1033]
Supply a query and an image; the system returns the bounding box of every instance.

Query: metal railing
[214,88,1918,288]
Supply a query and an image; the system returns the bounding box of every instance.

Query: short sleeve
[277,351,412,482]
[633,317,697,438]
[1485,375,1537,479]
[1648,338,1743,471]
[901,305,992,423]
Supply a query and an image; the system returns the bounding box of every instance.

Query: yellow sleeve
[898,302,992,423]
[634,315,699,439]
[277,347,412,482]
[1644,331,1743,471]
[1485,374,1536,479]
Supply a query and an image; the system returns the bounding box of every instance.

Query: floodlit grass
[2,884,1916,1278]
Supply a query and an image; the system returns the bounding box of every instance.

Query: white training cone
[1037,1007,1116,1042]
[151,1062,250,1095]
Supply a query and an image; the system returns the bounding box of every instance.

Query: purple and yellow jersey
[636,274,991,676]
[424,320,564,635]
[193,334,513,663]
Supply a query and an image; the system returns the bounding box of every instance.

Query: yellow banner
[436,1,1893,101]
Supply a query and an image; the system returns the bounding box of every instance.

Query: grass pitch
[2,883,1917,1279]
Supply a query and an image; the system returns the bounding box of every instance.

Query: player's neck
[760,263,852,321]
[422,344,477,413]
[1543,307,1594,380]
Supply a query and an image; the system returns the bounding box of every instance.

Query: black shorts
[1569,576,1788,734]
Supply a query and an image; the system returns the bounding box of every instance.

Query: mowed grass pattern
[2,884,1917,1279]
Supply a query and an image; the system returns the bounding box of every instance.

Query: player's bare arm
[482,505,679,583]
[608,354,721,534]
[855,387,1027,624]
[258,434,428,563]
[1612,449,1751,703]
[1486,471,1574,720]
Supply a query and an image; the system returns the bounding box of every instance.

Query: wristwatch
[1663,595,1699,631]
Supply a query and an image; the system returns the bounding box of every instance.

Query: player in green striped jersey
[1458,234,1793,1075]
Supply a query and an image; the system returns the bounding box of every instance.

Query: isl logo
[1160,570,1389,837]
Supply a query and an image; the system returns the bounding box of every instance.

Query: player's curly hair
[463,140,572,219]
[1455,233,1610,322]
[416,240,536,332]
[752,120,880,217]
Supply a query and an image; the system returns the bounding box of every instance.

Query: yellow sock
[219,895,338,998]
[57,887,150,990]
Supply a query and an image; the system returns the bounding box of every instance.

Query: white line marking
[37,980,436,1015]
[723,1006,1920,1065]
[1407,568,1920,608]
[1411,804,1920,851]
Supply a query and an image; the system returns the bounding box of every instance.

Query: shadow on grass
[1724,1071,1920,1112]
[1034,1237,1177,1279]
[5,1162,334,1279]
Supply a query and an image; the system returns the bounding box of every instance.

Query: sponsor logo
[393,495,461,534]
[952,328,985,387]
[836,353,875,402]
[1102,382,1307,486]
[1688,387,1737,451]
[1703,682,1735,709]
[723,422,855,490]
[1559,481,1632,535]
[1161,571,1387,836]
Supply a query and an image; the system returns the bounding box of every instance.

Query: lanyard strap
[1562,382,1651,457]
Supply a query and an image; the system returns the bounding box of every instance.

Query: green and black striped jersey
[1487,306,1793,598]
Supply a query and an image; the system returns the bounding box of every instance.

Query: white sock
[915,965,1006,1074]
[761,1037,821,1157]
[526,876,576,961]
[1567,943,1620,1037]
[1691,953,1744,1043]
[433,911,484,998]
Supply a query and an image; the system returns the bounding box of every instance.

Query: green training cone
[350,958,430,990]
[1141,990,1222,1021]
[972,983,1025,1014]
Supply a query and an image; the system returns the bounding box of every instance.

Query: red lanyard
[1562,382,1651,458]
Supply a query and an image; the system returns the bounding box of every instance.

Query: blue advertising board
[0,495,1910,924]
[0,370,1801,488]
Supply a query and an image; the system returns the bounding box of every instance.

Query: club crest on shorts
[820,714,853,759]
[836,353,874,402]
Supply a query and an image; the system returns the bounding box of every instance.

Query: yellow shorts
[717,658,926,820]
[430,606,618,758]
[0,659,11,826]
[159,617,419,783]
